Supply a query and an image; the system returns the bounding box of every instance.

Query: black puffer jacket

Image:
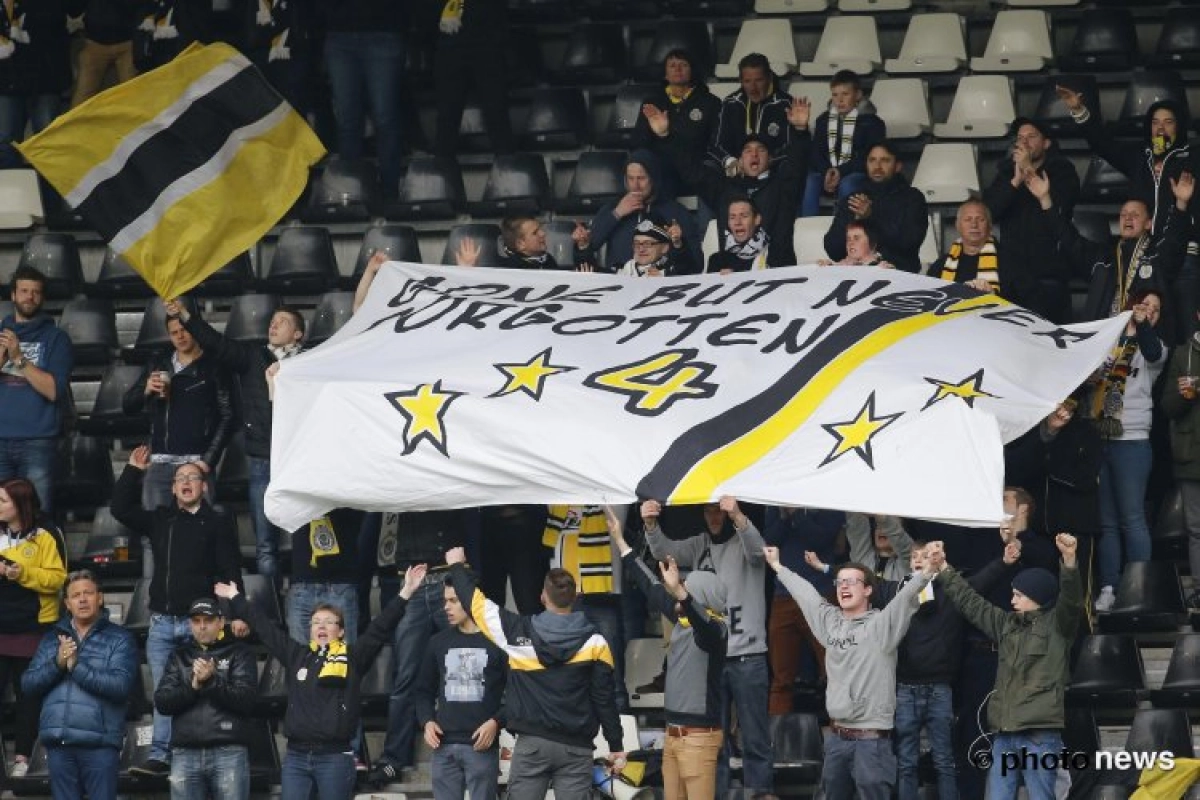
[154,633,258,748]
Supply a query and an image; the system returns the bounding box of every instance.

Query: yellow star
[385,381,464,456]
[922,369,997,410]
[819,392,903,469]
[490,348,576,401]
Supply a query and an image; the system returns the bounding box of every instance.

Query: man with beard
[0,266,73,514]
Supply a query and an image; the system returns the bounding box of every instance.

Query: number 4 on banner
[584,349,718,416]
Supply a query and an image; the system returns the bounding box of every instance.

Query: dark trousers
[479,507,548,616]
[433,41,513,158]
[0,655,37,758]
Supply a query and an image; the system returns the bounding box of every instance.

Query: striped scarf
[439,0,464,34]
[543,505,614,594]
[826,109,858,167]
[310,639,349,687]
[939,238,1000,290]
[1087,333,1139,439]
[0,0,27,59]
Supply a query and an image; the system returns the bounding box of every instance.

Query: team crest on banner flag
[15,42,325,299]
[265,264,1128,531]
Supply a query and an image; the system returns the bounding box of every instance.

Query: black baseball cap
[188,597,222,618]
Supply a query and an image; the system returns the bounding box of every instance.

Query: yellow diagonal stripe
[668,294,1005,502]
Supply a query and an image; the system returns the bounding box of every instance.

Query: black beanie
[1012,567,1059,608]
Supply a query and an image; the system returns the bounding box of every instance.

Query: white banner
[266,263,1126,531]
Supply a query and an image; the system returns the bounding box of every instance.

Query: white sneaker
[10,758,29,778]
[1094,586,1116,613]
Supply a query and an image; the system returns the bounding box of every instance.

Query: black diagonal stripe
[75,65,283,239]
[635,283,984,501]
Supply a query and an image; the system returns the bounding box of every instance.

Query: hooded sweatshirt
[0,314,73,440]
[824,173,929,274]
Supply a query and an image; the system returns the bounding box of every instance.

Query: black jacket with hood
[825,173,929,274]
[709,74,793,166]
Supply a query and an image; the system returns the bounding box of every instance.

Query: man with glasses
[112,445,245,777]
[763,542,941,800]
[616,216,692,277]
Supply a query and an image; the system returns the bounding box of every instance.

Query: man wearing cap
[981,117,1080,322]
[616,215,694,276]
[153,597,258,800]
[934,533,1082,800]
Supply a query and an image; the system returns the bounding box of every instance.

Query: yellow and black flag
[16,42,325,299]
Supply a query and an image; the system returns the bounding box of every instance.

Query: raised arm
[640,499,705,567]
[169,300,253,374]
[110,447,155,533]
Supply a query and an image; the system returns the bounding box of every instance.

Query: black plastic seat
[262,227,339,295]
[392,157,465,220]
[662,0,747,16]
[243,573,283,628]
[509,0,575,24]
[598,84,657,148]
[552,23,627,85]
[467,153,551,216]
[79,505,142,580]
[769,712,822,781]
[457,101,504,154]
[215,432,248,503]
[91,247,154,300]
[577,0,658,20]
[1107,70,1190,137]
[306,291,355,347]
[557,151,627,215]
[246,718,282,789]
[124,578,152,637]
[1149,8,1200,69]
[1032,74,1100,138]
[1080,156,1132,203]
[1152,485,1188,562]
[255,656,288,717]
[521,88,589,151]
[1063,707,1100,755]
[441,224,502,267]
[79,364,149,436]
[634,20,714,81]
[505,26,544,88]
[1071,210,1112,248]
[59,297,118,366]
[54,434,115,511]
[1151,634,1200,708]
[1098,561,1188,633]
[191,252,254,298]
[352,225,422,285]
[541,220,583,269]
[301,159,377,223]
[224,293,281,345]
[118,718,169,793]
[1124,708,1195,758]
[1066,634,1146,709]
[15,233,83,300]
[360,644,394,716]
[1059,8,1137,72]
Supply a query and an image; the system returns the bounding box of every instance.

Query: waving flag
[265,264,1126,531]
[15,42,325,299]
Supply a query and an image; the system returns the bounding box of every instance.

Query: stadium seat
[1063,707,1100,754]
[1124,708,1195,759]
[557,151,627,215]
[1149,8,1200,69]
[351,225,422,287]
[306,291,356,347]
[911,144,979,204]
[79,505,142,580]
[970,10,1054,72]
[504,26,544,89]
[634,20,714,82]
[301,159,376,223]
[243,574,283,629]
[521,88,589,151]
[625,637,666,709]
[467,153,551,216]
[793,217,831,264]
[885,13,967,74]
[91,248,154,300]
[79,364,148,436]
[1070,210,1113,249]
[0,168,43,229]
[838,0,909,12]
[191,252,254,298]
[1031,74,1100,137]
[1097,561,1188,634]
[393,156,465,221]
[442,224,502,267]
[799,16,881,77]
[214,432,249,504]
[224,294,281,345]
[664,0,750,17]
[597,84,658,149]
[509,0,575,24]
[715,19,798,78]
[918,214,939,268]
[55,434,115,511]
[868,78,931,139]
[256,656,288,716]
[124,577,152,637]
[1066,634,1146,709]
[701,220,719,268]
[577,0,660,20]
[59,297,118,366]
[246,718,282,789]
[1150,634,1200,708]
[1058,8,1138,72]
[14,233,83,300]
[553,23,626,85]
[262,226,340,295]
[933,75,1016,139]
[1080,156,1132,203]
[1152,486,1188,563]
[1106,70,1189,138]
[359,644,394,716]
[1004,0,1077,6]
[541,220,584,269]
[754,0,828,13]
[770,713,822,780]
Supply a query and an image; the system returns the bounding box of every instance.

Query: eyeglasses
[632,240,663,250]
[173,475,205,484]
[311,617,342,627]
[834,577,865,587]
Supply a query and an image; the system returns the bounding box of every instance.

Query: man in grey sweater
[763,541,942,800]
[641,496,771,796]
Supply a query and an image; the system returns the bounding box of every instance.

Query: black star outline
[384,380,465,457]
[819,392,904,470]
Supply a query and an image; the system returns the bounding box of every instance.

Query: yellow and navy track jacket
[447,563,625,752]
[0,527,67,632]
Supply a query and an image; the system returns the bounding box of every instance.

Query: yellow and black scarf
[939,237,1000,291]
[310,639,349,687]
[439,0,464,34]
[1088,333,1139,439]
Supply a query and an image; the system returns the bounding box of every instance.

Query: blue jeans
[801,170,870,217]
[169,744,249,800]
[323,31,405,192]
[0,93,60,168]
[716,654,772,793]
[578,596,629,712]
[382,578,449,767]
[0,437,57,515]
[248,456,282,577]
[288,581,359,646]
[822,733,897,800]
[987,730,1063,800]
[1097,438,1154,588]
[431,742,499,800]
[46,745,118,800]
[895,682,957,800]
[281,748,356,800]
[146,614,194,762]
